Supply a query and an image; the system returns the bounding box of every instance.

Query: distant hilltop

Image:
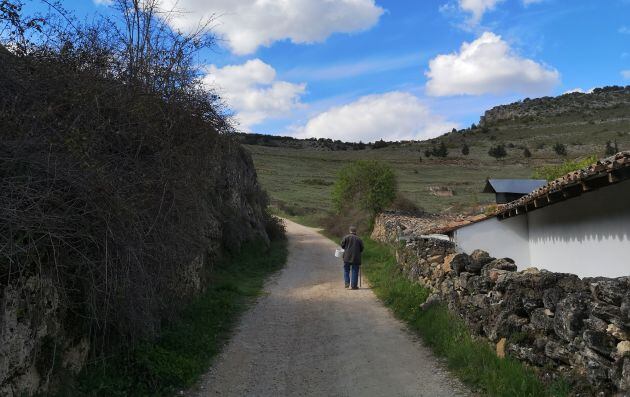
[480,85,630,126]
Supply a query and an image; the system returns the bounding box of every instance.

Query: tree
[451,128,458,134]
[332,161,397,215]
[432,141,448,157]
[553,143,567,156]
[372,139,388,149]
[461,143,470,156]
[471,123,477,129]
[488,144,507,159]
[424,149,432,158]
[523,147,532,158]
[605,140,619,156]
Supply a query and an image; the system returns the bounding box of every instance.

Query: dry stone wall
[372,214,630,395]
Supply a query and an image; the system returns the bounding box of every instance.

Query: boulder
[554,293,590,342]
[543,287,564,311]
[583,330,617,357]
[530,308,555,333]
[482,258,517,281]
[545,340,574,364]
[585,277,627,306]
[449,253,470,275]
[466,249,493,274]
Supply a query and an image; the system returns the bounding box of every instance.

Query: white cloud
[291,92,458,142]
[563,88,594,95]
[622,70,630,80]
[425,32,560,96]
[457,0,503,24]
[203,59,306,129]
[93,0,112,4]
[522,0,544,5]
[619,26,630,34]
[157,0,384,55]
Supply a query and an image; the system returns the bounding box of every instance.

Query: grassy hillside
[246,91,630,220]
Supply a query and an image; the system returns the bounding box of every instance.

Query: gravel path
[188,219,470,397]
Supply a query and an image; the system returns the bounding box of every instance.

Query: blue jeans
[343,262,360,288]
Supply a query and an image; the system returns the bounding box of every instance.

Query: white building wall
[453,215,530,266]
[527,181,630,278]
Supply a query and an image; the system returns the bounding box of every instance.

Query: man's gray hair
[349,225,357,234]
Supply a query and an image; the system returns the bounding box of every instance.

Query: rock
[497,338,507,358]
[442,254,456,274]
[620,357,630,391]
[449,253,470,275]
[608,324,630,341]
[530,308,555,332]
[618,341,630,356]
[543,287,564,311]
[582,347,615,386]
[483,258,517,273]
[420,294,441,311]
[544,308,554,317]
[467,250,493,274]
[585,277,627,306]
[522,267,540,275]
[583,330,617,357]
[545,340,574,364]
[554,293,590,342]
[590,301,624,324]
[428,254,444,264]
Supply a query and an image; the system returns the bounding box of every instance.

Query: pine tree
[461,143,470,156]
[523,147,532,158]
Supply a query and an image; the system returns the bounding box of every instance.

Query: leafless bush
[0,0,269,353]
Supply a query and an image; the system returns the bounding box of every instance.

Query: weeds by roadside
[361,239,570,397]
[63,239,288,397]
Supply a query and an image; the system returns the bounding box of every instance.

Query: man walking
[340,226,364,289]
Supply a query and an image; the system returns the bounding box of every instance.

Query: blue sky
[32,0,630,142]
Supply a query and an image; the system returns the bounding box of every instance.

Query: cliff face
[0,51,270,396]
[480,86,630,126]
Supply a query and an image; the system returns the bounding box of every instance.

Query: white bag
[334,248,345,258]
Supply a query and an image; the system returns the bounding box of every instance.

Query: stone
[583,330,616,357]
[554,293,590,342]
[428,254,444,264]
[590,301,624,324]
[608,324,630,341]
[530,308,555,332]
[522,267,540,275]
[620,357,630,391]
[483,258,517,274]
[497,337,507,358]
[584,315,609,333]
[543,287,564,311]
[585,277,627,306]
[470,249,493,265]
[545,340,574,364]
[449,253,471,275]
[618,341,630,356]
[420,294,441,311]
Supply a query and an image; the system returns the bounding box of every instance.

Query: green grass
[361,238,570,397]
[245,107,630,218]
[67,239,288,397]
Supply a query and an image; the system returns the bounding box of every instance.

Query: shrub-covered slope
[0,47,271,395]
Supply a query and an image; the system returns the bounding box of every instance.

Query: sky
[31,0,630,142]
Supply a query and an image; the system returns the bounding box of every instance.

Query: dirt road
[189,219,469,397]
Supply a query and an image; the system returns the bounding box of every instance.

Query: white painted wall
[528,181,630,278]
[453,215,530,266]
[452,181,630,278]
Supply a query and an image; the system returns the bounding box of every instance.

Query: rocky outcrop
[480,85,630,126]
[374,215,630,394]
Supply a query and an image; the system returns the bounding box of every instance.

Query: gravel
[187,219,470,397]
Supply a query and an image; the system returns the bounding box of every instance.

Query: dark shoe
[344,284,350,288]
[351,287,359,290]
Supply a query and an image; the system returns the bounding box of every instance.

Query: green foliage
[361,239,569,397]
[431,141,448,157]
[372,139,388,149]
[69,239,288,397]
[488,144,507,159]
[553,142,567,156]
[523,147,532,158]
[461,143,470,156]
[331,160,397,215]
[605,140,619,156]
[532,155,597,181]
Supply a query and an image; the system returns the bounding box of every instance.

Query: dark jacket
[340,233,364,265]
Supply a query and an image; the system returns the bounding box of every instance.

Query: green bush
[532,155,597,181]
[331,160,397,215]
[488,144,507,159]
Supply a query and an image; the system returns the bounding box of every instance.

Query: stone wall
[372,215,630,394]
